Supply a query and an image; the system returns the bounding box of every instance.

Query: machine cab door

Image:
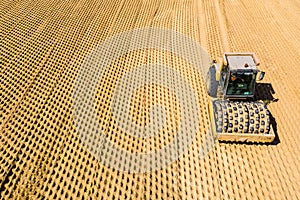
[219,64,229,92]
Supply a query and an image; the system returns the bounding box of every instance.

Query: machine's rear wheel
[206,66,219,98]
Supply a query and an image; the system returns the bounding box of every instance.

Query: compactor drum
[206,53,275,143]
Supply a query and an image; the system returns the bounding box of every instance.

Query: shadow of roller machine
[206,52,275,143]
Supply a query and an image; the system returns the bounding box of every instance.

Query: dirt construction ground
[0,0,299,199]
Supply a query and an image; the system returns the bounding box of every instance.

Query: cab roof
[224,53,259,71]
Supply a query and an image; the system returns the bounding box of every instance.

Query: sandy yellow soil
[0,0,299,199]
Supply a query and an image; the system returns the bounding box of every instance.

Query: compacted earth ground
[0,0,299,199]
